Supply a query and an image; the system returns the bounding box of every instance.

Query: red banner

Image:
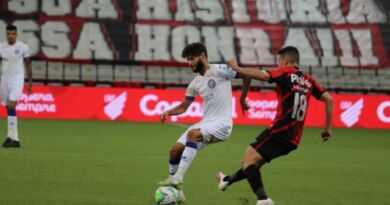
[1,86,389,129]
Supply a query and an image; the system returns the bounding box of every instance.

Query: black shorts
[250,129,297,163]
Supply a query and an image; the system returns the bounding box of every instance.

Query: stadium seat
[360,68,377,76]
[299,65,311,74]
[344,74,363,89]
[114,65,131,82]
[47,62,64,81]
[251,78,264,89]
[147,66,164,83]
[311,73,328,87]
[163,67,181,84]
[231,78,243,88]
[328,74,346,89]
[344,68,360,75]
[179,67,195,84]
[311,66,327,75]
[97,64,114,82]
[377,67,390,76]
[361,74,380,90]
[378,75,390,90]
[327,66,344,75]
[81,64,97,81]
[31,61,47,80]
[64,63,80,81]
[130,65,147,82]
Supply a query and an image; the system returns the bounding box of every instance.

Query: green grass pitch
[0,119,389,205]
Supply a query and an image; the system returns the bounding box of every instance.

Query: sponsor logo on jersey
[207,79,216,88]
[14,49,20,55]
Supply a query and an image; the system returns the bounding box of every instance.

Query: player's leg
[173,128,202,182]
[217,130,268,191]
[3,79,23,148]
[242,146,270,202]
[1,78,17,148]
[216,161,249,191]
[159,125,195,188]
[168,142,185,176]
[245,132,296,205]
[174,120,231,183]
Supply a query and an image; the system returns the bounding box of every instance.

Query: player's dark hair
[278,46,299,64]
[6,25,17,32]
[182,42,207,58]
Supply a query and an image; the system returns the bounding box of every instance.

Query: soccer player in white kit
[158,43,243,198]
[0,25,32,148]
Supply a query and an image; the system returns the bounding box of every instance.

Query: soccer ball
[155,186,180,205]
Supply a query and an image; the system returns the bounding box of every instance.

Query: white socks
[173,142,198,181]
[7,116,19,141]
[169,159,180,176]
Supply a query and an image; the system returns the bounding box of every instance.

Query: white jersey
[186,64,237,124]
[0,40,30,79]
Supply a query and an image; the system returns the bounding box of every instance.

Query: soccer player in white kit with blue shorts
[158,42,245,202]
[0,25,33,148]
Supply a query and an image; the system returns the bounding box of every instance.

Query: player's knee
[186,129,202,142]
[242,154,259,169]
[169,146,184,159]
[7,103,17,109]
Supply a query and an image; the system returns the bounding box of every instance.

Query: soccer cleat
[178,190,186,204]
[256,198,275,205]
[216,171,229,191]
[2,138,21,148]
[158,177,183,190]
[2,137,12,147]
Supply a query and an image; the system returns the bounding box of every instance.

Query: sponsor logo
[377,101,390,123]
[207,79,216,88]
[14,49,20,55]
[246,98,278,120]
[139,94,237,122]
[16,93,56,113]
[104,92,127,120]
[340,99,364,127]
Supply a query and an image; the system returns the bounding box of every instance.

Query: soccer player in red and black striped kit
[216,46,334,205]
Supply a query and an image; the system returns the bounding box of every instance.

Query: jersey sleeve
[185,79,197,102]
[311,78,326,100]
[266,67,285,83]
[23,44,30,58]
[215,64,239,80]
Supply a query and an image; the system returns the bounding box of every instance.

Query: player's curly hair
[278,46,299,64]
[181,42,208,58]
[6,24,17,32]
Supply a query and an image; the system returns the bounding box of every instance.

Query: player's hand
[160,111,169,123]
[240,96,250,115]
[226,58,239,71]
[321,130,331,142]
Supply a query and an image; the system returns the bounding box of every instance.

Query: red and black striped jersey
[265,66,326,145]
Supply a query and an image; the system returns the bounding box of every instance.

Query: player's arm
[227,58,270,81]
[240,77,251,114]
[319,92,333,142]
[24,58,32,95]
[160,99,192,122]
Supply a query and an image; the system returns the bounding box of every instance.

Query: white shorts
[0,76,24,105]
[177,120,233,149]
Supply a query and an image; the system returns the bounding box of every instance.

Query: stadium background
[0,0,389,129]
[0,1,390,205]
